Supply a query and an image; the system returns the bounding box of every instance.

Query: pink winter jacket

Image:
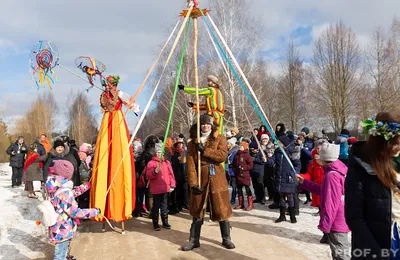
[302,160,350,233]
[146,156,176,195]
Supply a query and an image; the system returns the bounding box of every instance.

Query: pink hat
[79,143,90,153]
[53,160,74,180]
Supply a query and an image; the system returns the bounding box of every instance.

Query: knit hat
[155,143,163,153]
[227,138,237,147]
[249,141,258,150]
[348,137,357,144]
[340,129,350,136]
[297,135,305,142]
[231,127,239,135]
[79,143,90,153]
[53,140,65,149]
[319,143,340,162]
[240,141,249,150]
[314,139,328,147]
[200,114,214,126]
[301,127,310,135]
[207,75,220,86]
[53,160,74,180]
[260,134,269,141]
[279,135,291,147]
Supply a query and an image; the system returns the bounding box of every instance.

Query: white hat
[261,134,269,141]
[319,143,340,162]
[227,137,237,147]
[226,132,232,138]
[207,75,220,86]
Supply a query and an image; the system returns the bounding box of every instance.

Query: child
[146,143,176,231]
[297,143,350,260]
[232,142,254,211]
[45,160,100,260]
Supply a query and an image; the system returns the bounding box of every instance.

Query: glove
[197,143,205,153]
[191,186,203,195]
[178,84,185,90]
[187,101,194,108]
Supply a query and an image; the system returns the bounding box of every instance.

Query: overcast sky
[1,0,399,133]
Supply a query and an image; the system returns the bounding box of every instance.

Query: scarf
[200,130,211,144]
[24,152,43,172]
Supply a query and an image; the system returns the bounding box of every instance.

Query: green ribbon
[160,19,191,160]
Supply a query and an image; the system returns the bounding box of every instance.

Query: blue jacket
[251,149,266,178]
[226,146,239,177]
[267,147,300,193]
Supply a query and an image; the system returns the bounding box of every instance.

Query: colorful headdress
[102,75,120,86]
[359,118,400,141]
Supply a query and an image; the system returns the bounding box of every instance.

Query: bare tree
[0,119,10,162]
[67,91,98,145]
[278,41,304,133]
[312,21,361,133]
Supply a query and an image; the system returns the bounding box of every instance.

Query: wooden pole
[193,17,201,187]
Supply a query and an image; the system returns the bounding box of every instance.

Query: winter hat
[314,139,328,147]
[279,135,291,147]
[53,140,65,149]
[207,75,220,86]
[17,136,24,140]
[319,143,340,162]
[231,127,239,135]
[297,135,305,142]
[301,127,310,135]
[200,114,214,126]
[287,131,295,142]
[227,138,237,147]
[240,141,249,150]
[340,129,350,136]
[133,141,143,154]
[348,137,357,144]
[313,131,323,139]
[226,132,232,138]
[249,141,258,150]
[53,160,74,180]
[79,143,90,153]
[261,134,269,141]
[155,143,163,153]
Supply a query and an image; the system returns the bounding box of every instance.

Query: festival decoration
[75,56,106,92]
[29,40,59,90]
[359,118,400,140]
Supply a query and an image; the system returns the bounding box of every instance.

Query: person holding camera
[6,136,28,188]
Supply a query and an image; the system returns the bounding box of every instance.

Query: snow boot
[246,196,254,211]
[152,213,161,231]
[234,196,244,210]
[181,219,203,251]
[275,207,287,223]
[320,233,329,244]
[219,221,235,249]
[161,213,171,229]
[268,202,279,209]
[289,207,297,223]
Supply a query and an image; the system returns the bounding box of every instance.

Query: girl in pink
[146,143,176,231]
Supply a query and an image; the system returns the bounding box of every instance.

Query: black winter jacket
[251,149,266,178]
[345,142,392,260]
[6,142,28,168]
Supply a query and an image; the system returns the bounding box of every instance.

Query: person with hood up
[146,143,176,231]
[335,129,350,165]
[6,136,28,188]
[45,160,100,260]
[181,114,235,251]
[266,135,300,223]
[226,137,238,204]
[275,123,286,138]
[233,141,254,211]
[297,143,350,260]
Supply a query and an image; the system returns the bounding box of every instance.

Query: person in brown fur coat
[181,114,235,251]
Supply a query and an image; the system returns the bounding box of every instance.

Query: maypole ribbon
[99,5,194,212]
[160,19,191,160]
[199,9,295,172]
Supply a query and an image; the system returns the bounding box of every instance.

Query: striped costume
[184,86,224,134]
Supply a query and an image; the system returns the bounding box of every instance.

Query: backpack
[339,142,349,160]
[37,188,69,227]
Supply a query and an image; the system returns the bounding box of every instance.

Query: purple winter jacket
[302,160,350,233]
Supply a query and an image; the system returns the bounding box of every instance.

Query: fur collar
[49,144,70,157]
[193,125,220,143]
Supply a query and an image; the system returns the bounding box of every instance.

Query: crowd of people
[7,110,400,259]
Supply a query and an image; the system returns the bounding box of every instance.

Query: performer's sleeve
[192,104,207,111]
[186,142,198,187]
[184,86,212,96]
[118,91,140,113]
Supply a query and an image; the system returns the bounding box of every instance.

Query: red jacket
[146,156,176,195]
[232,150,254,186]
[301,149,324,207]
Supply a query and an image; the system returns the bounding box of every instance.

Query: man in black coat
[6,136,28,187]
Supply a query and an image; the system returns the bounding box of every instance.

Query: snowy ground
[0,163,53,260]
[0,162,336,259]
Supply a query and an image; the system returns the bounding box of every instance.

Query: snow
[0,163,52,260]
[0,162,343,259]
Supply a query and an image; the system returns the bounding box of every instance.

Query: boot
[152,213,161,231]
[246,196,254,211]
[320,233,329,244]
[181,219,203,251]
[275,207,287,223]
[234,196,244,210]
[289,207,297,223]
[161,213,171,229]
[219,221,235,249]
[268,202,279,209]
